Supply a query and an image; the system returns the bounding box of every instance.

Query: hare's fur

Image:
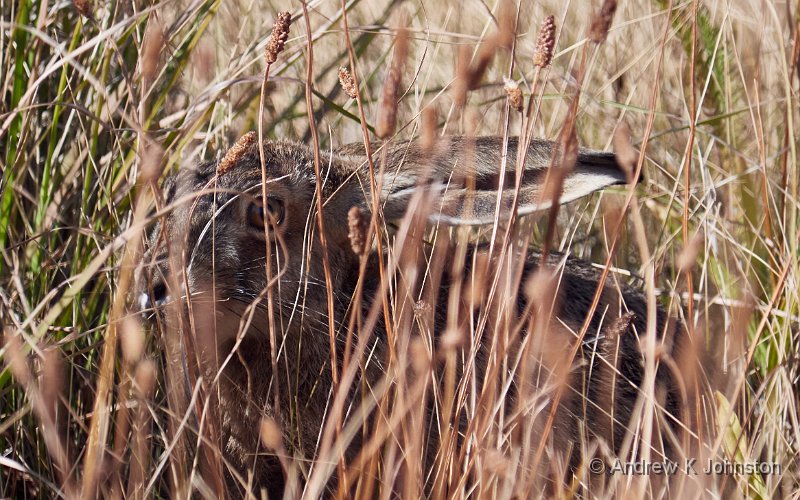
[140,136,689,497]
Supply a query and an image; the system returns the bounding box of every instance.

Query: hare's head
[138,134,634,350]
[138,138,344,352]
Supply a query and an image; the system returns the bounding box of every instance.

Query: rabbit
[138,133,693,498]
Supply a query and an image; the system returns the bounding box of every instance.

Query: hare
[138,134,691,498]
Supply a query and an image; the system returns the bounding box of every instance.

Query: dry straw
[266,12,292,64]
[217,131,256,175]
[338,66,358,98]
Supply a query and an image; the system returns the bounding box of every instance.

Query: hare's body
[140,136,686,497]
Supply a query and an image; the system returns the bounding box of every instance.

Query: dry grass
[1,0,798,498]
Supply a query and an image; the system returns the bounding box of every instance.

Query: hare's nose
[139,280,169,314]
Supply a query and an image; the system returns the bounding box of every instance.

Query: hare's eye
[266,197,285,225]
[248,196,285,228]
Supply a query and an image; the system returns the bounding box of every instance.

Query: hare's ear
[369,136,635,225]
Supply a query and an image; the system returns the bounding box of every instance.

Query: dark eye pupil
[266,197,284,225]
[248,196,284,229]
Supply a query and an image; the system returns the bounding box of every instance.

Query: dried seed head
[409,337,431,374]
[678,232,704,273]
[606,311,636,343]
[503,77,523,112]
[142,23,165,84]
[542,128,578,203]
[376,27,409,139]
[3,334,31,385]
[467,0,514,90]
[452,45,471,108]
[533,15,556,68]
[41,348,64,419]
[420,106,438,153]
[218,132,257,176]
[588,0,617,44]
[338,66,358,99]
[140,142,164,184]
[463,251,490,307]
[466,36,499,91]
[482,449,511,477]
[524,269,557,311]
[347,206,369,255]
[260,417,283,451]
[413,300,432,318]
[495,0,516,50]
[441,327,466,350]
[72,0,92,17]
[134,360,157,398]
[265,12,292,65]
[601,198,624,242]
[120,317,145,365]
[612,122,638,181]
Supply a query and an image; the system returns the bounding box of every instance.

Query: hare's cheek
[193,296,270,354]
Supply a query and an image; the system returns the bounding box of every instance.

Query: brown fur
[138,136,691,497]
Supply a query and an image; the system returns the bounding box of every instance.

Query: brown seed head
[420,106,438,153]
[441,326,467,350]
[265,12,292,65]
[376,27,409,139]
[678,232,704,273]
[120,317,145,365]
[482,449,511,477]
[140,142,164,184]
[72,0,92,17]
[409,337,431,374]
[3,334,31,385]
[503,77,524,112]
[524,269,557,310]
[463,251,490,307]
[495,0,516,50]
[260,417,283,451]
[533,15,556,68]
[347,206,369,255]
[588,0,617,44]
[466,36,499,91]
[41,348,64,420]
[218,131,257,176]
[452,45,471,108]
[134,360,157,398]
[606,311,636,343]
[338,66,358,99]
[142,23,165,84]
[612,122,638,181]
[541,127,578,203]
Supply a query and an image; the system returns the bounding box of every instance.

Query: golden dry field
[1,0,798,497]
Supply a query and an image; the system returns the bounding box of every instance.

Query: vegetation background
[0,0,798,497]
